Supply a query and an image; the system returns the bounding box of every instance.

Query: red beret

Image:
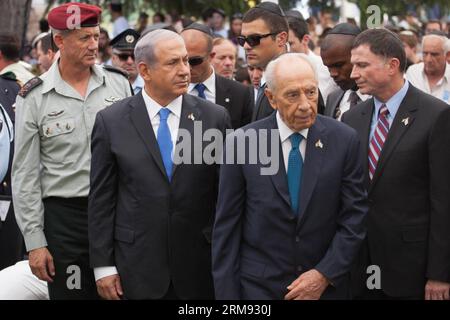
[48,2,102,30]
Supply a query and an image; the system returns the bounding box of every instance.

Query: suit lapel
[267,114,291,207]
[129,93,167,179]
[171,94,202,180]
[215,76,231,107]
[252,83,267,121]
[357,100,375,189]
[297,117,326,227]
[369,87,417,192]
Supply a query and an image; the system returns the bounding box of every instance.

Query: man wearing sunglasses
[239,2,289,122]
[110,29,144,94]
[181,23,253,129]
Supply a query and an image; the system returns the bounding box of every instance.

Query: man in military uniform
[110,28,143,93]
[12,3,132,299]
[0,74,22,271]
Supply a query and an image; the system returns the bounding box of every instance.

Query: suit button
[295,236,300,243]
[297,266,303,273]
[2,182,7,188]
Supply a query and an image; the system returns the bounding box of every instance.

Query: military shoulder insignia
[18,77,43,98]
[103,65,129,79]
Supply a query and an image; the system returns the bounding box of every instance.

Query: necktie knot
[195,83,206,99]
[379,104,389,118]
[289,133,303,150]
[159,108,171,121]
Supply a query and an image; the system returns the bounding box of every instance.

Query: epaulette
[103,65,129,79]
[18,77,43,98]
[0,71,17,81]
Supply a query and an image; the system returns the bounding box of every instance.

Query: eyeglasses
[188,56,208,66]
[237,32,279,47]
[117,53,135,61]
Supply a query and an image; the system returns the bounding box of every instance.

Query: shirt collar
[276,111,309,143]
[373,80,409,119]
[141,88,182,120]
[188,67,216,95]
[260,72,266,87]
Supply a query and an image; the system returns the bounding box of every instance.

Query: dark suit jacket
[342,84,450,297]
[324,88,345,119]
[252,85,326,121]
[88,93,231,299]
[215,74,253,129]
[212,113,368,299]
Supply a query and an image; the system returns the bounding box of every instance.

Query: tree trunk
[0,0,32,55]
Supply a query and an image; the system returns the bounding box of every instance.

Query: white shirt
[307,51,339,104]
[337,89,370,121]
[112,16,130,38]
[94,89,182,281]
[132,75,144,94]
[188,69,216,103]
[276,111,308,173]
[406,62,450,104]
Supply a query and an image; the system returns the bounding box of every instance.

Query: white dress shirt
[188,69,216,103]
[276,111,308,172]
[406,62,450,104]
[337,89,370,121]
[94,89,182,281]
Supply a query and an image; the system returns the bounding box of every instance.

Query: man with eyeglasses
[181,23,253,129]
[110,29,143,94]
[239,2,288,122]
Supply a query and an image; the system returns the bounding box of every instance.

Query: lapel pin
[225,98,230,103]
[401,117,409,126]
[315,139,323,149]
[188,113,195,121]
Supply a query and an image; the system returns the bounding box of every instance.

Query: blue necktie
[195,83,206,99]
[157,108,173,181]
[287,133,304,215]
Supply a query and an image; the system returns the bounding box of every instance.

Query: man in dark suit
[181,23,252,129]
[88,29,231,300]
[320,23,368,120]
[212,53,368,300]
[342,28,450,300]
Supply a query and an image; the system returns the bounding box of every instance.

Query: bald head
[181,29,213,54]
[266,53,317,92]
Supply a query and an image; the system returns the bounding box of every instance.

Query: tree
[0,0,32,55]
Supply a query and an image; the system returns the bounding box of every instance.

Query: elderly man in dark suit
[181,23,253,129]
[88,29,231,300]
[342,28,450,300]
[212,53,368,300]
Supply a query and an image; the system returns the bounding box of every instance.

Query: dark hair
[235,66,251,84]
[425,19,442,30]
[38,33,55,53]
[100,28,109,38]
[352,28,407,73]
[110,3,122,13]
[0,33,20,61]
[243,7,288,35]
[153,12,165,23]
[39,19,49,32]
[287,16,309,41]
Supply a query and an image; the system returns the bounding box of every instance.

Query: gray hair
[422,34,450,54]
[265,53,318,92]
[134,29,182,66]
[50,27,72,38]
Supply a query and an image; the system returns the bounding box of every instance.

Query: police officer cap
[110,29,140,50]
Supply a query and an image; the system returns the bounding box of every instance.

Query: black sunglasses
[237,32,279,47]
[117,53,135,61]
[188,56,207,66]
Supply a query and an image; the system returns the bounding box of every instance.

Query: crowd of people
[0,1,449,300]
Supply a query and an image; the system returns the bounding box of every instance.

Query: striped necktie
[368,104,389,180]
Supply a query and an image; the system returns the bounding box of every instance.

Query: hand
[29,247,55,282]
[425,280,450,300]
[96,274,123,300]
[284,269,329,300]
